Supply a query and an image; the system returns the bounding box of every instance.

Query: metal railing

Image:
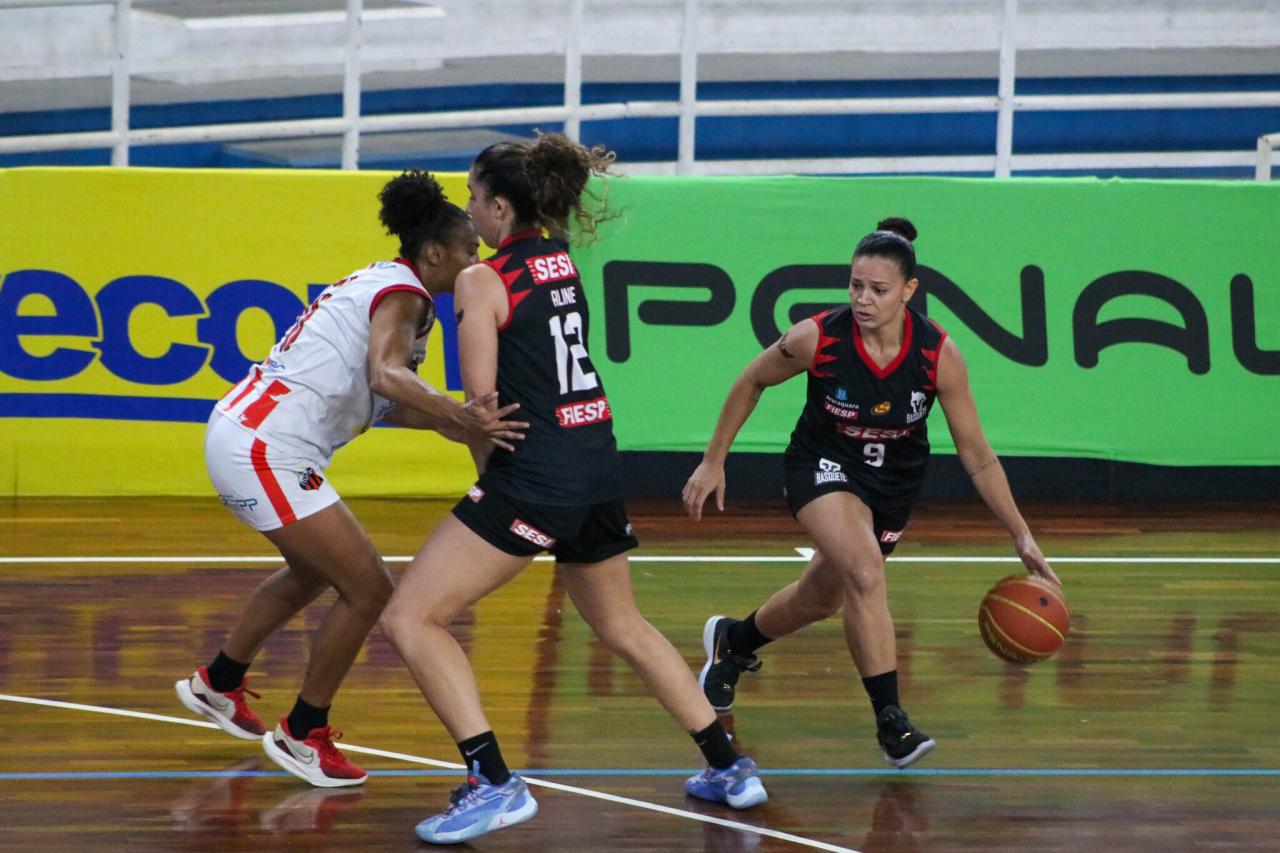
[1258,132,1280,180]
[1,0,1277,179]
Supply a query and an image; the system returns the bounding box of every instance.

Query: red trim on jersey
[919,321,948,391]
[483,254,531,334]
[498,229,541,250]
[250,438,297,527]
[498,290,532,333]
[222,366,262,408]
[369,284,432,321]
[394,257,424,284]
[853,309,913,379]
[807,311,841,378]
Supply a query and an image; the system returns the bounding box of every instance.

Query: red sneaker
[175,666,266,740]
[262,719,367,788]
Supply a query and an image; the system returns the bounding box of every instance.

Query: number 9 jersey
[786,304,948,509]
[478,230,622,505]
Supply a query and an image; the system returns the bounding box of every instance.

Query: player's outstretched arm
[370,288,526,449]
[934,337,1061,587]
[683,320,816,521]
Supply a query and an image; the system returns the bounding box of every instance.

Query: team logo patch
[873,401,891,415]
[525,252,578,285]
[823,396,859,420]
[880,529,903,544]
[297,468,324,490]
[835,386,848,401]
[814,458,848,485]
[838,424,912,440]
[556,396,611,428]
[510,519,557,549]
[906,390,928,424]
[467,485,485,503]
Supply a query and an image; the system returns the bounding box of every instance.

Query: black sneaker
[876,705,936,769]
[698,615,762,712]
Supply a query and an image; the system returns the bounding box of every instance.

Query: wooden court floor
[2,496,1278,852]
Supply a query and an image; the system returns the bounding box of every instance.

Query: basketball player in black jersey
[381,134,766,844]
[683,218,1060,769]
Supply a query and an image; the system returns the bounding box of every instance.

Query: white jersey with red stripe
[215,258,434,466]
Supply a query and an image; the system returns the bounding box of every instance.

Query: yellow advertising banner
[0,167,477,497]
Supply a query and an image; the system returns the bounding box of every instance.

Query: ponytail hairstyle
[378,170,471,259]
[854,217,918,280]
[472,131,616,241]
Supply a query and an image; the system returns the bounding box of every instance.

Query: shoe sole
[174,678,262,741]
[727,777,769,809]
[685,775,769,810]
[882,737,936,769]
[698,615,732,712]
[415,793,538,843]
[261,731,367,788]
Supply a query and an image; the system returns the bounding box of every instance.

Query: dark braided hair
[378,170,470,259]
[854,217,918,279]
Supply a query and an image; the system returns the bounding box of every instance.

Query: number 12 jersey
[478,231,621,505]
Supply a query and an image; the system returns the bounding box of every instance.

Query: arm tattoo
[455,308,465,325]
[777,331,795,359]
[969,457,998,479]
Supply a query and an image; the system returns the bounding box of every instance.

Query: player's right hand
[454,393,527,451]
[682,460,726,522]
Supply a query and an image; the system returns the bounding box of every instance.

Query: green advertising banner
[572,176,1280,466]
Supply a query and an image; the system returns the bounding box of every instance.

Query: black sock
[726,611,773,657]
[862,670,900,718]
[206,651,250,693]
[691,719,741,770]
[457,731,511,784]
[286,696,330,739]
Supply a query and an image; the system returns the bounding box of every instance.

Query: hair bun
[876,217,917,242]
[379,170,448,238]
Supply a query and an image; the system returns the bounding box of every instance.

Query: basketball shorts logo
[880,529,903,544]
[814,458,848,485]
[510,519,556,549]
[297,467,325,491]
[467,485,485,503]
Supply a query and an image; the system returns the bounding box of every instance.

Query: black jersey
[787,304,948,504]
[477,231,621,505]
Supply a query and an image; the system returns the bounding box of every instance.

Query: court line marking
[2,553,1280,565]
[3,767,1277,781]
[0,693,858,853]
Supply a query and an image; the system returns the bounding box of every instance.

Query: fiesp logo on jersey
[0,268,467,421]
[526,252,578,285]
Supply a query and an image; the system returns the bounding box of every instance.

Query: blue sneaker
[414,772,538,844]
[685,757,768,809]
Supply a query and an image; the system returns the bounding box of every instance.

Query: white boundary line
[0,693,858,853]
[2,553,1279,565]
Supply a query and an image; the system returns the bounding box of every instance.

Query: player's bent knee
[831,558,887,600]
[592,616,649,657]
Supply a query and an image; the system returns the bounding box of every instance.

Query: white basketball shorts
[205,411,341,532]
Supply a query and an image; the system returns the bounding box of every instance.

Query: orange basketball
[978,574,1069,663]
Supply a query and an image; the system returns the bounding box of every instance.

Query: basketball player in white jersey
[176,172,527,787]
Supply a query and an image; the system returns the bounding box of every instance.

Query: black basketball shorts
[782,451,916,556]
[452,473,639,564]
